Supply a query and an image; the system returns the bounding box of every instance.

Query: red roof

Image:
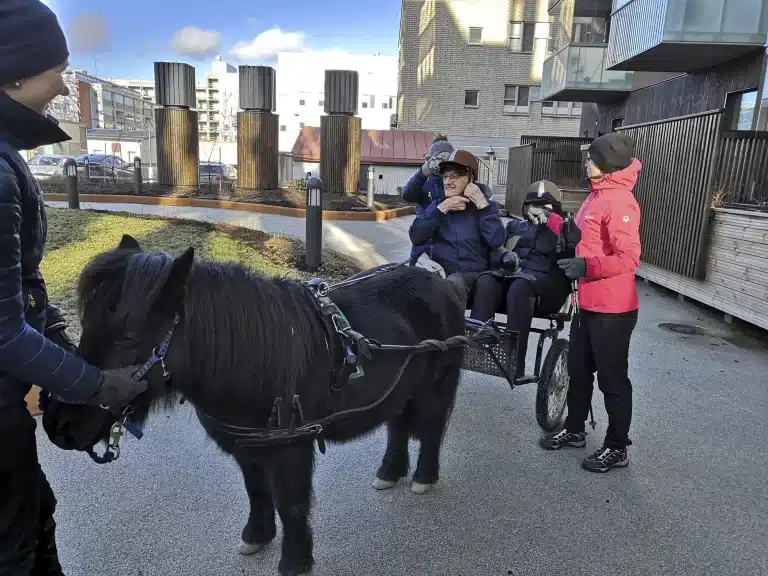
[291,127,433,166]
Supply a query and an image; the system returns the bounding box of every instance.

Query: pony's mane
[78,249,326,405]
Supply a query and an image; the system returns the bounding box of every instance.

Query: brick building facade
[396,0,582,151]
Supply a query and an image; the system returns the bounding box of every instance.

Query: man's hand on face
[438,195,470,213]
[463,183,489,209]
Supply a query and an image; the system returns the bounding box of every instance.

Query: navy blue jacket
[401,169,444,262]
[408,183,505,275]
[0,93,101,407]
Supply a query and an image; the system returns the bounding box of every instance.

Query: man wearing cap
[537,132,642,473]
[402,136,496,265]
[408,149,505,306]
[469,180,578,381]
[0,1,149,572]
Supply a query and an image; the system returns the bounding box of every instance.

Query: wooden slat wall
[155,108,199,187]
[320,114,361,195]
[520,135,592,189]
[237,111,279,191]
[714,131,768,207]
[505,144,534,217]
[619,109,724,279]
[637,209,768,330]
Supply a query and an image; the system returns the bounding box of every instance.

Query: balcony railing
[607,0,768,71]
[542,43,634,102]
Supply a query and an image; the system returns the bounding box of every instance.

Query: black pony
[43,235,466,576]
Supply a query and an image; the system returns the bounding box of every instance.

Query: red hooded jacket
[547,159,642,313]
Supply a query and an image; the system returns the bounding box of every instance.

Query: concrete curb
[42,193,415,221]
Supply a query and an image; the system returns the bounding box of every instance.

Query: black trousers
[0,404,63,576]
[564,309,638,449]
[469,274,558,378]
[445,272,481,308]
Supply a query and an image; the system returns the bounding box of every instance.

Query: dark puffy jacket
[408,183,505,275]
[0,93,101,407]
[402,168,498,264]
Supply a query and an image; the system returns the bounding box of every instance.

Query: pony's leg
[235,455,276,555]
[372,410,410,490]
[411,358,461,495]
[272,443,315,576]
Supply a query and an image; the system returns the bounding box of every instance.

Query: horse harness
[88,261,497,462]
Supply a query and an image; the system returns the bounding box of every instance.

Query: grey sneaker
[540,429,587,450]
[581,446,628,473]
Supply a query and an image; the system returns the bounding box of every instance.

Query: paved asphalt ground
[40,202,767,576]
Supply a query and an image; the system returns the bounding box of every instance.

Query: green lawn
[42,207,361,334]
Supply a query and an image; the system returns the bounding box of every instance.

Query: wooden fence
[618,109,725,279]
[714,131,768,209]
[505,144,534,216]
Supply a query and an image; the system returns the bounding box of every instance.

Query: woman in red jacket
[535,132,642,473]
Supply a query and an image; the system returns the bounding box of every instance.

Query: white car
[26,154,73,181]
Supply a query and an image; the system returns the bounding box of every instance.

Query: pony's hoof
[410,481,435,495]
[372,477,398,490]
[237,539,264,555]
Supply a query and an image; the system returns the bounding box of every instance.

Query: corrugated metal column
[320,70,361,195]
[237,66,279,191]
[154,62,199,187]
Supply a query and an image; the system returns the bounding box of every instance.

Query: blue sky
[45,0,401,80]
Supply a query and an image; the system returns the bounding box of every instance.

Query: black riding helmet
[522,180,563,215]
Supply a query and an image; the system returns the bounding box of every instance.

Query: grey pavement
[39,202,767,576]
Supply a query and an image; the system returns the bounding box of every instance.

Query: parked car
[74,154,133,182]
[199,162,236,186]
[25,154,74,180]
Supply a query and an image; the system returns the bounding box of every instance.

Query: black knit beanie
[588,132,634,174]
[0,0,69,86]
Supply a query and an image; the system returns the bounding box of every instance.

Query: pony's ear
[118,234,142,251]
[153,247,195,313]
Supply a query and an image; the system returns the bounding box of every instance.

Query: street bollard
[367,166,375,209]
[83,156,90,182]
[133,156,143,195]
[63,158,79,209]
[305,176,323,270]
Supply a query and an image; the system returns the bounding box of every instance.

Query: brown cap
[438,150,478,180]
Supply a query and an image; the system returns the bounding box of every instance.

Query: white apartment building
[107,78,156,104]
[276,51,398,152]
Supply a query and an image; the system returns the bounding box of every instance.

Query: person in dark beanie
[469,180,579,380]
[0,1,149,572]
[538,132,642,473]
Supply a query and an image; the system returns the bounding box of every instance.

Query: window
[468,27,483,45]
[389,96,394,109]
[464,90,479,107]
[541,100,582,117]
[362,102,368,108]
[382,102,389,109]
[319,100,324,106]
[299,122,305,129]
[369,95,376,108]
[611,117,624,131]
[725,89,757,130]
[280,125,287,131]
[503,85,529,114]
[509,22,534,52]
[299,99,305,105]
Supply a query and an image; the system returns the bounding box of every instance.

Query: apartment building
[276,51,398,152]
[540,0,768,135]
[396,0,582,157]
[107,78,156,104]
[49,70,154,132]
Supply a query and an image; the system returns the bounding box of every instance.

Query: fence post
[305,176,323,270]
[367,166,375,209]
[133,156,143,195]
[83,156,90,182]
[63,158,79,209]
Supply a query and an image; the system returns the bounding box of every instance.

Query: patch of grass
[42,207,363,331]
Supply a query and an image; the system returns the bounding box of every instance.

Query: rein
[85,313,181,464]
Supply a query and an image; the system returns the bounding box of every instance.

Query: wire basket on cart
[462,319,518,382]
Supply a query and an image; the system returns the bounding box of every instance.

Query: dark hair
[432,133,448,143]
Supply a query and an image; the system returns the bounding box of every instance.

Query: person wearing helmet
[402,135,496,264]
[469,180,580,381]
[408,149,505,306]
[0,1,148,571]
[539,132,642,474]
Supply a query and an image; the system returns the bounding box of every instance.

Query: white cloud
[229,28,306,61]
[68,12,111,53]
[171,26,221,59]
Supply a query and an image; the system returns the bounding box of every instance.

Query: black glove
[557,257,587,280]
[500,251,521,273]
[84,366,148,408]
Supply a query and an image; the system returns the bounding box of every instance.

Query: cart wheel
[535,338,569,432]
